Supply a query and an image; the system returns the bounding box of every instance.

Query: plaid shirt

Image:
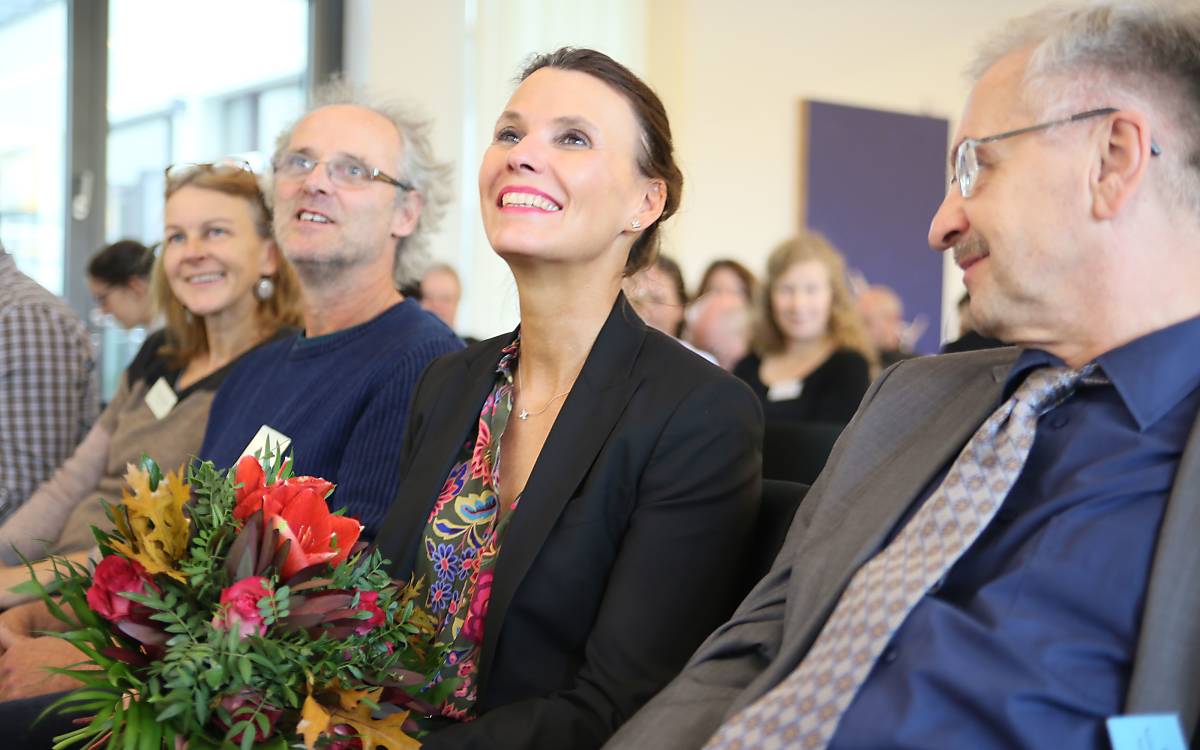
[0,249,98,521]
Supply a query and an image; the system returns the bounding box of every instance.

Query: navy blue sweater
[200,300,463,536]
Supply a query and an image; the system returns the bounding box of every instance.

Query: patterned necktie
[705,364,1093,750]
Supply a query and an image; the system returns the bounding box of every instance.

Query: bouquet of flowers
[21,448,449,750]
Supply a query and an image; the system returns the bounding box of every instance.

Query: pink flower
[461,570,494,645]
[353,590,387,635]
[327,724,364,750]
[213,577,272,638]
[87,556,159,625]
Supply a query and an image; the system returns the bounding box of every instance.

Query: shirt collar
[1005,314,1200,431]
[496,334,519,382]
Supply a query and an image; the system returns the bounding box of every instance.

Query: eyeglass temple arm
[976,107,1160,155]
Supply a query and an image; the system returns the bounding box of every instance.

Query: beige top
[0,331,220,563]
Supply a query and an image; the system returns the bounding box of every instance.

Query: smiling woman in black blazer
[375,48,762,750]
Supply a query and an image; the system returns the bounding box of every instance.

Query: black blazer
[376,294,763,750]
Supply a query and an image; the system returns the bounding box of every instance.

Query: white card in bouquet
[241,425,293,461]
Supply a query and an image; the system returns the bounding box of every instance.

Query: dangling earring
[630,218,642,230]
[254,276,276,301]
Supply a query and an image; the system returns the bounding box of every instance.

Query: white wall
[347,0,1081,341]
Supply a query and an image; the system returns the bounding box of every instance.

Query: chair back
[762,421,843,485]
[743,479,809,594]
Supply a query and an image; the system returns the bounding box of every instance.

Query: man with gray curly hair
[199,86,463,536]
[608,2,1200,748]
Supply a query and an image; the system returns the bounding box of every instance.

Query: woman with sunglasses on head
[375,49,762,750]
[0,162,302,615]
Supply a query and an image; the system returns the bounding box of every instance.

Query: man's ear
[1092,110,1153,220]
[391,192,425,239]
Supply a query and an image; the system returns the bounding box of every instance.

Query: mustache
[953,236,990,266]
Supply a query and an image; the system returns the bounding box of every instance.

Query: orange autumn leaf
[110,464,191,581]
[299,686,420,750]
[337,686,382,712]
[337,703,420,750]
[297,693,331,750]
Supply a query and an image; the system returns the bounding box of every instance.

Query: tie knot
[1013,364,1095,415]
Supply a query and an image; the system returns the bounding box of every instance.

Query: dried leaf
[336,686,381,712]
[338,704,419,750]
[108,463,191,581]
[296,694,331,750]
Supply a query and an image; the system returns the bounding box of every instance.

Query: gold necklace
[516,363,575,420]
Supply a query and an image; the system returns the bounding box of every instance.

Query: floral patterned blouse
[414,338,521,721]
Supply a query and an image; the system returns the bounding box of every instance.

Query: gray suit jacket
[607,347,1200,749]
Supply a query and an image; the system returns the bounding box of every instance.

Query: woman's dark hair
[697,259,759,305]
[520,47,683,275]
[87,240,155,286]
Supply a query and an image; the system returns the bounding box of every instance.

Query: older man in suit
[607,2,1200,749]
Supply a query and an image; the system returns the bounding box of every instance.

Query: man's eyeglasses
[273,151,414,192]
[952,107,1162,199]
[164,159,255,189]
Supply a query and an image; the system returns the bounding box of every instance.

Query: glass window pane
[0,0,67,293]
[101,0,309,399]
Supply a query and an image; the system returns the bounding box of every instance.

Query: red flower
[214,690,283,744]
[213,577,272,638]
[231,456,361,579]
[87,556,159,624]
[460,570,494,645]
[353,590,387,635]
[232,456,334,523]
[273,490,363,579]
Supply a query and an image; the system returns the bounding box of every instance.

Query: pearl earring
[254,276,276,301]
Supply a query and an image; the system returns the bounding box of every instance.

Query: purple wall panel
[803,100,949,353]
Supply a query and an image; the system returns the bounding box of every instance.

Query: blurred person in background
[685,290,750,370]
[858,283,916,367]
[625,254,716,363]
[734,231,874,427]
[942,290,1006,353]
[0,246,96,522]
[85,239,156,329]
[0,160,302,697]
[696,258,758,304]
[420,261,463,329]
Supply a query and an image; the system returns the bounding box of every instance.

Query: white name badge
[240,425,293,462]
[1106,714,1186,750]
[144,377,178,420]
[766,378,804,402]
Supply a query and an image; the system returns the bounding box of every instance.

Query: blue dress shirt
[831,316,1200,750]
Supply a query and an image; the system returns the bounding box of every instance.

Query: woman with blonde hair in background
[0,161,302,619]
[734,230,874,428]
